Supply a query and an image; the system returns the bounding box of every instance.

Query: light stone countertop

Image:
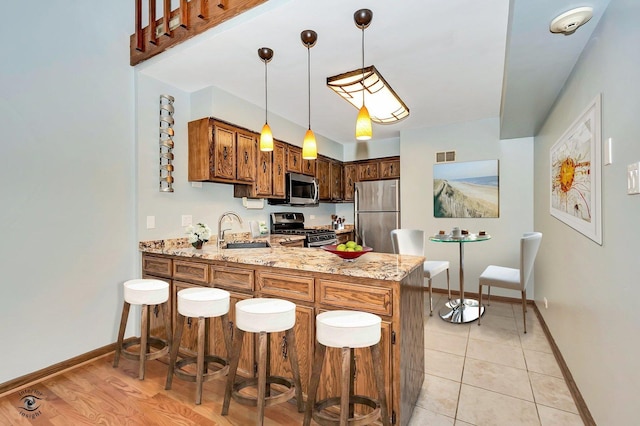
[139,236,423,282]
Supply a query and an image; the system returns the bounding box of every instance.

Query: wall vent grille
[435,150,456,163]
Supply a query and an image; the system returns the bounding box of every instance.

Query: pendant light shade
[301,30,318,160]
[260,123,273,151]
[356,105,372,141]
[258,47,274,151]
[355,9,372,141]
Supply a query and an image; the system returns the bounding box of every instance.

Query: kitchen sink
[224,241,271,249]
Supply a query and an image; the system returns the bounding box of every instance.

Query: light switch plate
[146,216,156,229]
[181,215,192,226]
[628,162,640,195]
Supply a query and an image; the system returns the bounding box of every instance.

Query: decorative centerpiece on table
[186,222,211,249]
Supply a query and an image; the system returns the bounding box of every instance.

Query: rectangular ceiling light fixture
[327,65,409,124]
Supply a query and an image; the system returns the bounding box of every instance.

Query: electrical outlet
[146,216,155,229]
[310,215,316,220]
[544,297,548,309]
[182,215,192,226]
[191,182,203,188]
[628,162,640,194]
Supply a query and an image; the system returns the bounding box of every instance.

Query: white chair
[478,232,542,333]
[391,229,451,316]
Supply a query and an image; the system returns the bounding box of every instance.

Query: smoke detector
[550,7,593,35]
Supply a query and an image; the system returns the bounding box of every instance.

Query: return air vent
[435,150,456,163]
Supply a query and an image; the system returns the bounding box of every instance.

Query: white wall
[0,1,135,383]
[400,118,534,296]
[136,77,346,241]
[533,1,640,423]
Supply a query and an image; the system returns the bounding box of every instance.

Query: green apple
[336,244,347,251]
[345,240,357,249]
[354,245,363,252]
[345,247,355,252]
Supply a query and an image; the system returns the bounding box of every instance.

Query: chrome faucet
[217,211,244,246]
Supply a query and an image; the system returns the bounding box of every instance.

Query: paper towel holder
[242,197,265,209]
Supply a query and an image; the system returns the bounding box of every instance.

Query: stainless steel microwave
[268,172,319,206]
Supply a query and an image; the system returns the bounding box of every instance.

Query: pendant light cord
[361,26,365,106]
[264,59,268,123]
[307,46,311,130]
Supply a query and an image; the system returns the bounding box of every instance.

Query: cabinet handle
[278,164,282,175]
[293,156,297,166]
[244,151,249,164]
[229,320,234,340]
[153,305,159,317]
[223,146,228,160]
[353,354,357,379]
[187,317,192,329]
[263,161,267,173]
[390,164,394,173]
[281,335,288,360]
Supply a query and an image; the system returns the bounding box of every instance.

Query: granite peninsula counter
[139,238,425,426]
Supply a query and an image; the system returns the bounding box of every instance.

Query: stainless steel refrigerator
[354,179,400,253]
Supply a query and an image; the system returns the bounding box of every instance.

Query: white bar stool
[304,310,390,426]
[113,279,171,380]
[165,287,231,405]
[222,298,304,425]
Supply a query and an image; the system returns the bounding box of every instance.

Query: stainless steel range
[270,212,337,247]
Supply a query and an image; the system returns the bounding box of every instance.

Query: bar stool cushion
[317,310,381,348]
[235,298,296,333]
[178,287,230,318]
[123,279,169,305]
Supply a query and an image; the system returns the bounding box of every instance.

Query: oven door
[306,237,338,248]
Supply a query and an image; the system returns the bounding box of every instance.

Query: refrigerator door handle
[354,186,360,244]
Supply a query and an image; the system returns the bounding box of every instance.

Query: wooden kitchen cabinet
[330,160,343,201]
[302,157,316,176]
[286,145,303,173]
[336,231,354,245]
[316,156,331,201]
[343,163,357,201]
[172,280,205,355]
[141,274,172,344]
[380,158,400,179]
[355,320,392,415]
[272,141,286,198]
[188,117,258,184]
[268,305,314,395]
[357,160,380,181]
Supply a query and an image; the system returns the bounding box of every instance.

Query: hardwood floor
[0,353,306,425]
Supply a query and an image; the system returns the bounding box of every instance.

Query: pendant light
[355,9,372,141]
[301,30,318,160]
[258,47,274,151]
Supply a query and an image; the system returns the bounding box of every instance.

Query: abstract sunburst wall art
[550,94,602,244]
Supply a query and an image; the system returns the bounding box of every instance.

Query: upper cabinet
[188,118,257,184]
[189,117,399,203]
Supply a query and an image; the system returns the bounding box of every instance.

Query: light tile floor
[408,294,584,426]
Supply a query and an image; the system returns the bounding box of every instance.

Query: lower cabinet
[141,254,403,423]
[143,274,171,343]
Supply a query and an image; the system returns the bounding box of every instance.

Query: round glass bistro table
[429,233,491,323]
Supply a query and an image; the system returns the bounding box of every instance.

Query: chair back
[520,232,542,289]
[390,229,424,256]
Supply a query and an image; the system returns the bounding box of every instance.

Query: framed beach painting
[433,160,499,218]
[550,94,602,245]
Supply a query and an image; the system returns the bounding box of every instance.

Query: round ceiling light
[550,7,593,35]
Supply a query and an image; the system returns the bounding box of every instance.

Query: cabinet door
[272,141,286,198]
[212,291,255,378]
[330,161,343,201]
[357,161,380,181]
[172,280,202,355]
[343,164,357,201]
[268,305,314,396]
[354,320,392,416]
[302,158,316,176]
[142,275,171,343]
[380,158,400,179]
[316,157,331,201]
[287,145,303,173]
[213,124,236,180]
[336,232,353,245]
[255,149,272,196]
[236,131,257,183]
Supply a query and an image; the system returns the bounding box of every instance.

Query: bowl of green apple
[322,241,372,261]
